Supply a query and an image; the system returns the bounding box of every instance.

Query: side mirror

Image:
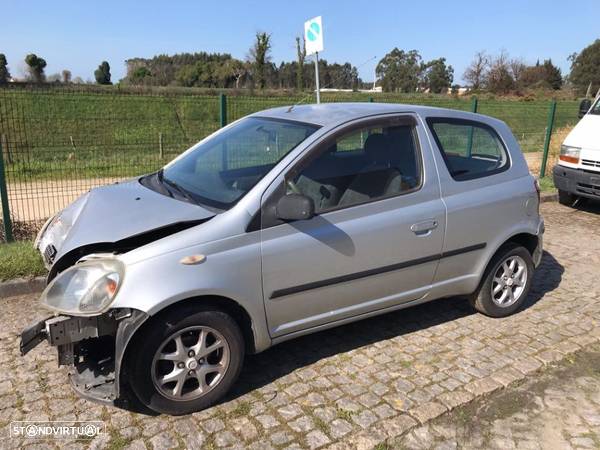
[276,193,315,221]
[579,99,592,119]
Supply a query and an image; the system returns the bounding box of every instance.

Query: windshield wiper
[157,169,197,205]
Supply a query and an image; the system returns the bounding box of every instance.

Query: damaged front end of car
[21,309,148,403]
[19,257,149,404]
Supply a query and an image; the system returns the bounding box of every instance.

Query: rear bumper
[533,219,544,268]
[553,165,600,200]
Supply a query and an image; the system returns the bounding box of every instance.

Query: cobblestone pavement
[1,201,599,450]
[394,342,600,450]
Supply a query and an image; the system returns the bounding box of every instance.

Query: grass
[336,408,354,421]
[0,241,46,281]
[538,176,556,192]
[0,86,580,182]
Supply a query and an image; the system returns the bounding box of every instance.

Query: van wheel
[469,244,534,318]
[558,189,577,207]
[127,306,244,415]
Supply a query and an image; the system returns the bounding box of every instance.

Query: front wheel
[470,244,534,318]
[127,306,244,415]
[558,189,578,207]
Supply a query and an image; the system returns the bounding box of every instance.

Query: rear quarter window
[426,118,510,181]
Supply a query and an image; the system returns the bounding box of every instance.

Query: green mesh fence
[0,85,579,241]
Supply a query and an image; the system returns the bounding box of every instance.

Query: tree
[129,67,152,85]
[25,53,47,83]
[485,51,514,94]
[214,58,247,88]
[94,61,112,85]
[62,70,72,84]
[248,32,272,89]
[542,59,562,90]
[463,51,489,90]
[422,58,454,93]
[519,59,563,90]
[569,39,600,93]
[0,54,9,84]
[376,48,422,92]
[509,58,527,87]
[296,36,306,91]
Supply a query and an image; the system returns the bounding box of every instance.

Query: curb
[0,276,46,298]
[540,192,557,203]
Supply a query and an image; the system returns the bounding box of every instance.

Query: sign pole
[304,16,323,104]
[315,52,321,104]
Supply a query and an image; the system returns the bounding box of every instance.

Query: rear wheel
[558,189,578,207]
[470,244,534,317]
[127,306,244,415]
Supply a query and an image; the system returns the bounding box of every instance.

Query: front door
[260,115,446,337]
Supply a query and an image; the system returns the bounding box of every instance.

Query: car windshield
[161,117,320,209]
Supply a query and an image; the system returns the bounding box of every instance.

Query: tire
[558,189,577,207]
[469,243,534,318]
[127,305,244,415]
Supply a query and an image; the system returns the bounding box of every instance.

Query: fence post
[219,93,227,128]
[159,132,163,159]
[540,100,557,178]
[466,96,478,156]
[471,96,478,113]
[0,139,13,243]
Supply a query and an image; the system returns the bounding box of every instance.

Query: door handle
[411,220,438,235]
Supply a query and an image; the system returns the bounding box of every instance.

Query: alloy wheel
[151,326,230,401]
[491,255,528,307]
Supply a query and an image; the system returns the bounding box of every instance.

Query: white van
[553,95,600,206]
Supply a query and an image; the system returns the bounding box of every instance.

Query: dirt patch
[415,343,600,448]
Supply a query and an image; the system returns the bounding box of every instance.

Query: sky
[2,0,599,84]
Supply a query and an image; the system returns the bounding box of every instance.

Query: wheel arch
[133,295,257,355]
[502,232,539,257]
[476,231,539,288]
[116,295,258,401]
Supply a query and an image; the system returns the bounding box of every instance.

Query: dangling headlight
[40,259,124,316]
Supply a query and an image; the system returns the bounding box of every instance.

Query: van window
[427,118,509,181]
[591,99,600,115]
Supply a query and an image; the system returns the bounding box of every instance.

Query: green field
[0,86,580,183]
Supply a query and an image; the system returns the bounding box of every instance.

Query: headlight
[559,145,580,164]
[36,194,88,250]
[40,259,124,316]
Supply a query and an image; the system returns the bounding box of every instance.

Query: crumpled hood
[50,179,215,264]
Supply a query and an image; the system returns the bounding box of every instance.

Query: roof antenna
[287,55,377,113]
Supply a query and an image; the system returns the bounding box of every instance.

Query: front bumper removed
[20,309,148,404]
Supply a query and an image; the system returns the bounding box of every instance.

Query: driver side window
[289,121,421,213]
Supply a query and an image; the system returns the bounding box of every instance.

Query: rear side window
[427,118,509,181]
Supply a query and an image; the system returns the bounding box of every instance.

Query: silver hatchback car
[21,103,544,415]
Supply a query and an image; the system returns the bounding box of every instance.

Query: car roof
[250,102,486,127]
